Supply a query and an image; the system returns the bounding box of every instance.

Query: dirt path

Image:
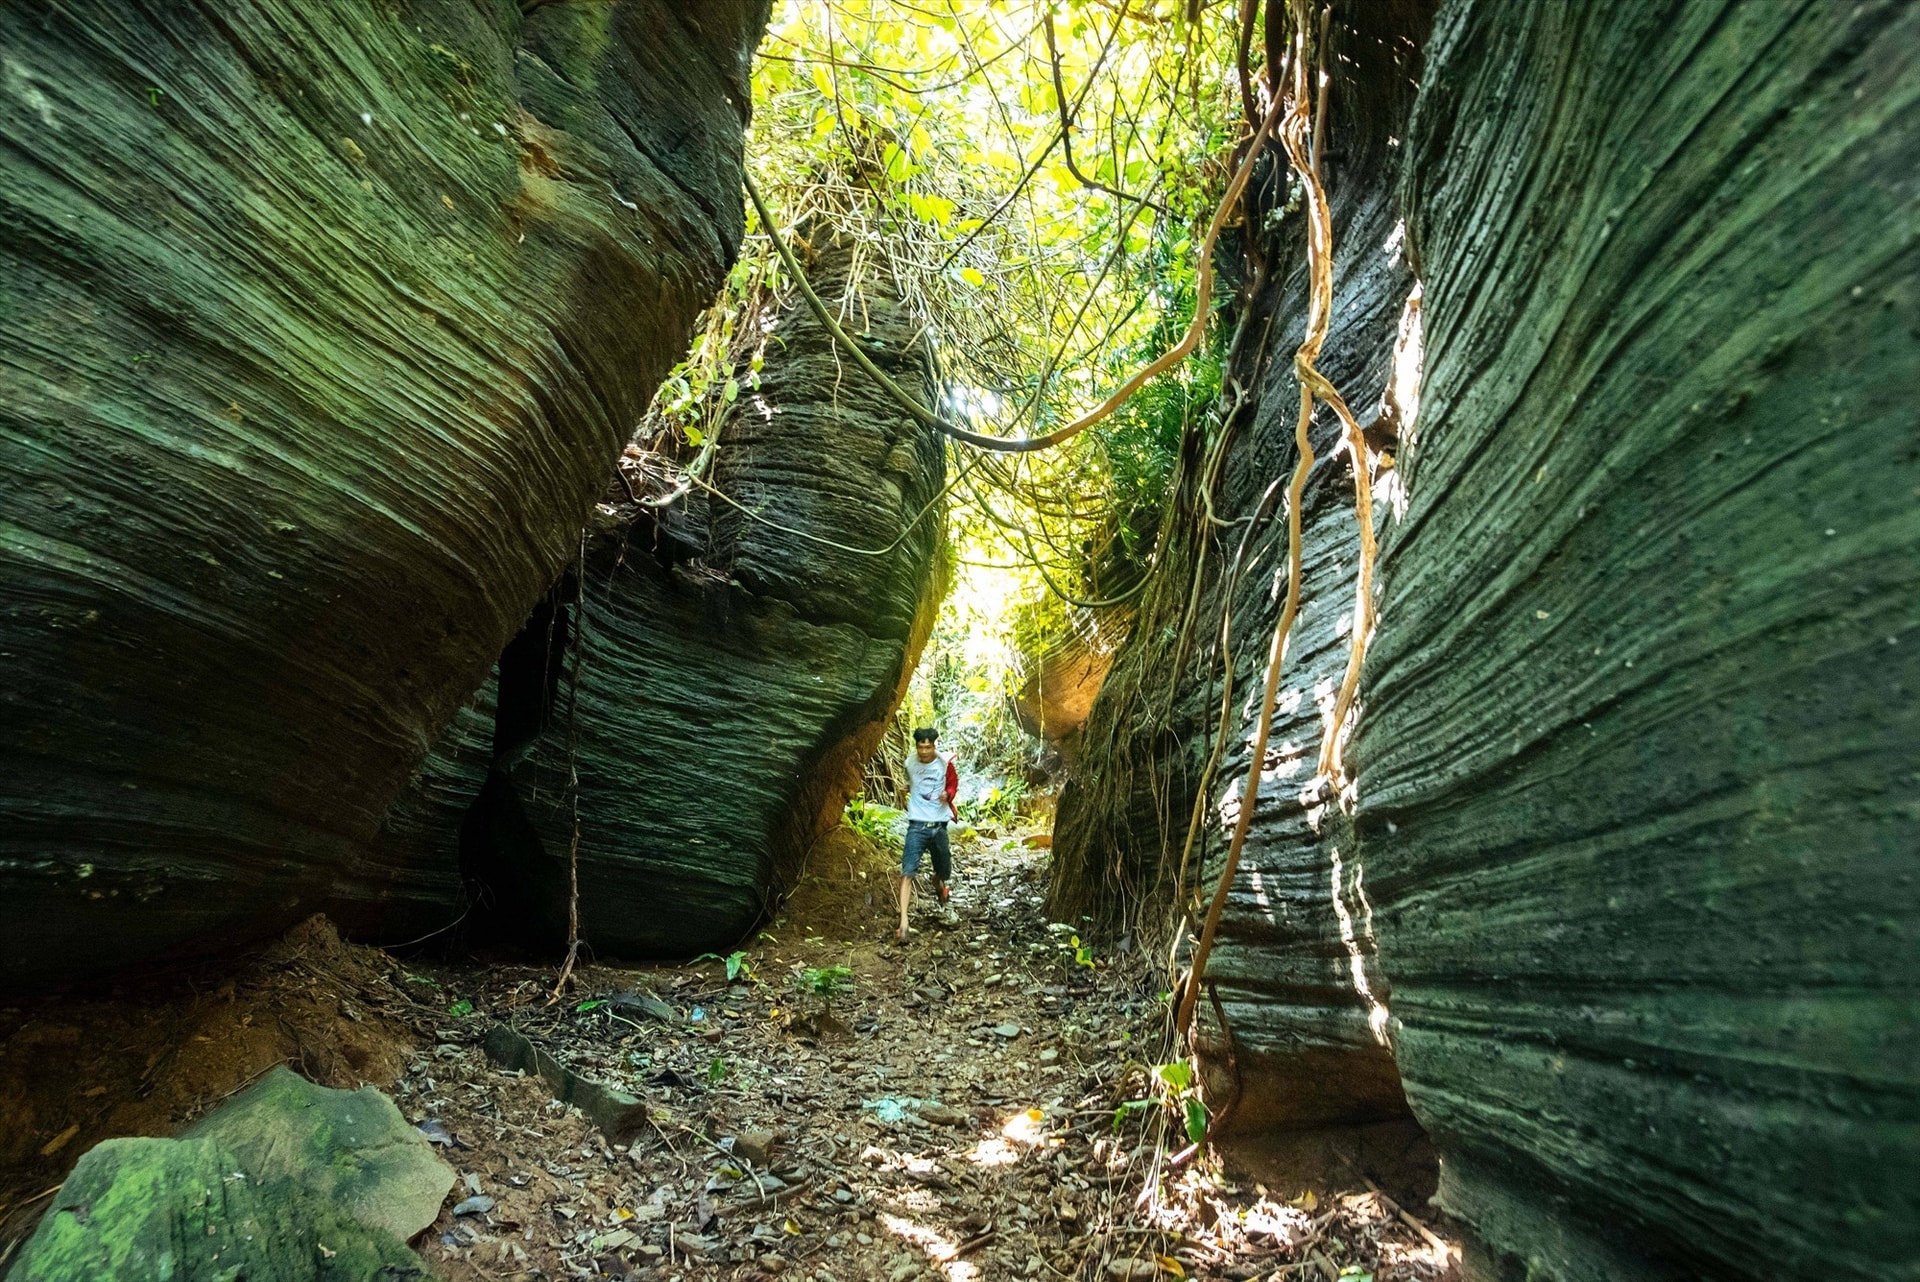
[0,823,1457,1279]
[398,827,1460,1282]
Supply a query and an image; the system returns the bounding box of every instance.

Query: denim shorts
[901,820,951,880]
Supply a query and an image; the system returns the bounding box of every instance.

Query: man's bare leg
[897,875,912,939]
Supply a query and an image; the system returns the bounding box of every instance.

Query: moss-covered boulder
[8,1069,447,1281]
[0,0,770,987]
[362,232,947,955]
[182,1067,453,1242]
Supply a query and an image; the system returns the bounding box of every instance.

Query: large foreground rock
[183,1067,454,1241]
[362,233,947,955]
[8,1068,447,1281]
[0,0,769,986]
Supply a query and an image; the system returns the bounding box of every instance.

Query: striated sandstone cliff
[1053,1,1919,1276]
[0,0,770,984]
[361,232,946,958]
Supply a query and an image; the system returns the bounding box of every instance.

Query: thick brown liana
[1177,0,1378,1039]
[742,84,1286,455]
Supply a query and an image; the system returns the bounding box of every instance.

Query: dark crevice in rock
[362,231,946,961]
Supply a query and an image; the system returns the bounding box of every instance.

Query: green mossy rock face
[0,0,770,987]
[362,233,947,956]
[181,1067,454,1242]
[7,1067,448,1282]
[1054,0,1917,1276]
[6,1136,424,1281]
[1050,0,1430,1141]
[1362,2,1920,1276]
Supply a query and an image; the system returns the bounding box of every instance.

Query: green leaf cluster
[746,0,1240,613]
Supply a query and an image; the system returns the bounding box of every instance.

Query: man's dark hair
[912,727,938,743]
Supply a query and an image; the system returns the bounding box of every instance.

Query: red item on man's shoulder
[945,758,960,818]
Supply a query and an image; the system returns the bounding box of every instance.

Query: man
[897,727,958,942]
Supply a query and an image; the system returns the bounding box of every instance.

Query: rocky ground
[0,824,1459,1281]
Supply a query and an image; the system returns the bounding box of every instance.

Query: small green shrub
[844,799,901,844]
[793,964,854,1018]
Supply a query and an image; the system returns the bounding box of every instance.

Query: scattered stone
[760,1252,790,1273]
[414,1118,458,1147]
[993,1023,1022,1039]
[731,1128,780,1167]
[1037,1049,1059,1064]
[675,1231,720,1257]
[607,989,679,1024]
[890,1261,924,1282]
[600,1225,638,1247]
[452,1194,495,1217]
[1106,1259,1159,1280]
[915,1103,966,1126]
[482,1023,648,1142]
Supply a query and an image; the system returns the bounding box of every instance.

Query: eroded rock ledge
[0,0,770,985]
[360,233,947,957]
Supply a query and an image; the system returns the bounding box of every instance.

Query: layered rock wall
[1054,0,1918,1274]
[1050,0,1432,1154]
[1362,2,1920,1275]
[0,0,769,984]
[363,234,946,957]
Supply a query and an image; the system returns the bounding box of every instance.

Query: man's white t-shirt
[904,752,957,823]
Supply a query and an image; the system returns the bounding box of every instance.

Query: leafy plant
[1152,1059,1208,1145]
[793,964,854,1016]
[1110,1098,1153,1132]
[959,777,1028,828]
[447,998,474,1018]
[693,950,754,982]
[574,998,606,1013]
[1183,1095,1209,1145]
[706,1056,730,1084]
[843,799,900,844]
[1046,921,1096,969]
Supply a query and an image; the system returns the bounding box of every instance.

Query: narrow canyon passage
[2,0,1913,1279]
